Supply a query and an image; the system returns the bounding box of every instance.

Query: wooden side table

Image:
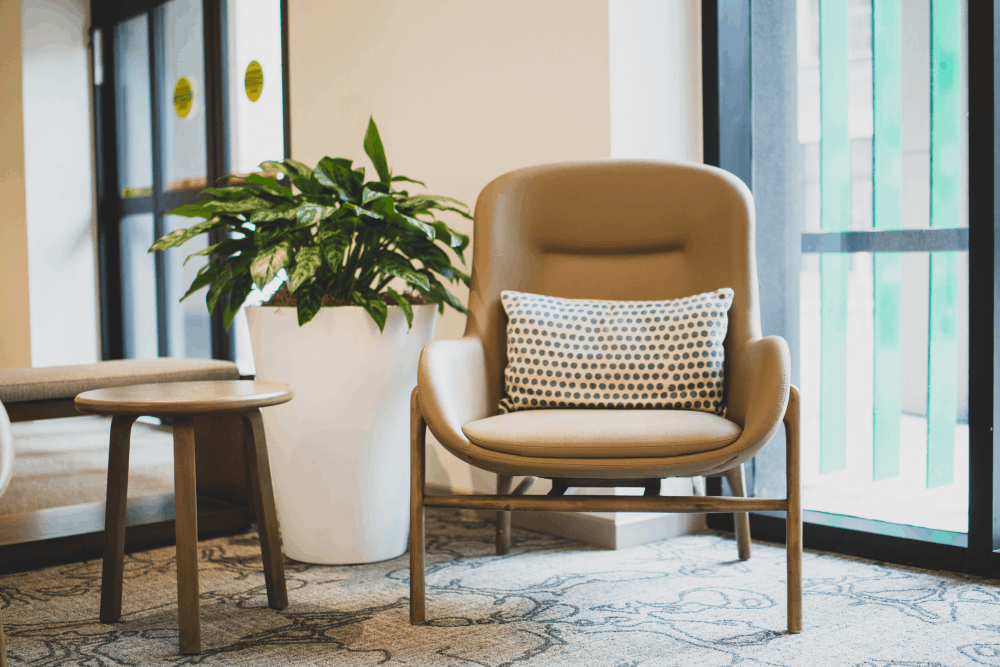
[75,380,293,655]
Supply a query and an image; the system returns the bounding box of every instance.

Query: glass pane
[796,0,969,536]
[226,0,286,375]
[114,14,153,198]
[162,216,211,359]
[120,214,158,359]
[226,0,284,174]
[157,0,207,192]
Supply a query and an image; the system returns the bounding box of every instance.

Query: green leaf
[283,159,314,177]
[323,239,348,270]
[287,246,322,293]
[297,202,338,225]
[149,217,228,252]
[246,173,293,198]
[206,263,234,314]
[199,185,256,200]
[200,196,274,214]
[385,287,413,329]
[167,201,216,218]
[437,285,466,313]
[222,275,253,330]
[399,194,469,208]
[250,241,291,290]
[376,252,430,291]
[290,174,323,196]
[314,160,352,200]
[348,203,384,221]
[363,116,391,183]
[180,261,229,302]
[397,213,435,240]
[386,213,434,241]
[182,237,250,265]
[249,205,299,224]
[362,187,391,206]
[391,174,426,187]
[296,282,323,326]
[357,295,388,332]
[428,221,453,248]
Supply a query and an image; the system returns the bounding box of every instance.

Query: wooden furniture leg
[100,415,138,623]
[1,609,7,667]
[409,389,427,625]
[496,474,513,555]
[785,385,802,634]
[173,416,201,654]
[724,464,752,561]
[239,409,288,609]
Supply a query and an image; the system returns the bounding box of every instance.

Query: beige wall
[0,0,31,368]
[288,0,611,346]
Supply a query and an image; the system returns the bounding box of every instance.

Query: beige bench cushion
[0,359,240,403]
[462,408,742,459]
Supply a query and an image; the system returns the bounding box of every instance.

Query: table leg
[173,416,201,654]
[239,409,288,610]
[101,415,137,624]
[1,608,8,667]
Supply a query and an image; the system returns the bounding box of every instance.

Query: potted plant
[150,118,471,564]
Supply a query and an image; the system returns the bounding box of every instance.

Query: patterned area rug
[3,509,999,666]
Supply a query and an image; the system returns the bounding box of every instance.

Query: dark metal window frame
[703,0,998,576]
[90,0,291,363]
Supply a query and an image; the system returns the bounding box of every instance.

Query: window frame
[90,0,291,363]
[702,0,998,577]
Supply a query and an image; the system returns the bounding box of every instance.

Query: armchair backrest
[464,160,762,426]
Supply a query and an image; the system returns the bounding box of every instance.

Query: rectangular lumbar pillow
[498,288,735,415]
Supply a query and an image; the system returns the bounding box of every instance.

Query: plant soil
[263,284,432,308]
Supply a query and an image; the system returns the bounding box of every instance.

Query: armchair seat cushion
[462,408,741,459]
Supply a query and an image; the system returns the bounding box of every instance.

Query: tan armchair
[409,160,801,633]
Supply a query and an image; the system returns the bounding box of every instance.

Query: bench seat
[0,359,239,405]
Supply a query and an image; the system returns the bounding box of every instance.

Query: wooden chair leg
[1,608,8,667]
[173,416,201,654]
[785,385,803,634]
[496,474,513,555]
[100,415,137,624]
[724,464,752,561]
[239,409,288,610]
[410,389,427,625]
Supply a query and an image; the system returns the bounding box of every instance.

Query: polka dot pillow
[498,288,735,415]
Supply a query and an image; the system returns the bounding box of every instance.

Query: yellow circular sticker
[173,76,193,118]
[245,60,263,102]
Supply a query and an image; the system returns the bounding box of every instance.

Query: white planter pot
[246,304,436,564]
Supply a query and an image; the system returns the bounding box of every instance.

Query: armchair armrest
[417,336,492,451]
[730,336,791,454]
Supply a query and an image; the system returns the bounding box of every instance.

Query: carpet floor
[1,509,998,666]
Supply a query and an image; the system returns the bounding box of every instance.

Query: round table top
[74,380,293,417]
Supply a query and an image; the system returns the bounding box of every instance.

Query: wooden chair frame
[409,385,802,634]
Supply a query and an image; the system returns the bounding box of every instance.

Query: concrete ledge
[428,482,707,550]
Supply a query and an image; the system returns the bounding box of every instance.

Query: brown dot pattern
[497,288,734,416]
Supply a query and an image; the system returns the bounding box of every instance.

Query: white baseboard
[427,483,707,550]
[505,509,706,550]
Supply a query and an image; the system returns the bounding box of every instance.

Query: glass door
[797,0,969,544]
[223,0,286,376]
[102,0,212,360]
[93,0,287,365]
[705,0,997,575]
